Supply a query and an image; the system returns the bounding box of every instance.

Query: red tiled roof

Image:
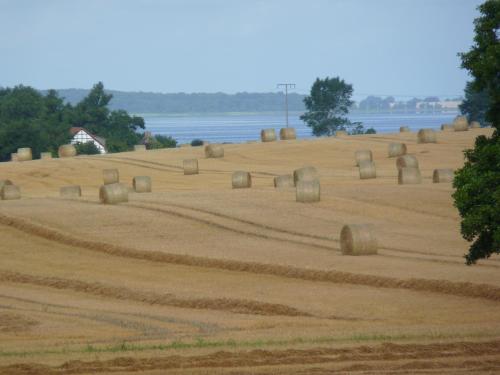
[70,127,84,135]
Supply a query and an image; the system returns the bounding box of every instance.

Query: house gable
[70,128,106,154]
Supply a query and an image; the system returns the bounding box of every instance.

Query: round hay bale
[103,169,119,185]
[205,144,224,158]
[340,224,377,255]
[293,166,318,186]
[433,168,454,183]
[400,126,410,132]
[133,176,152,193]
[0,180,13,194]
[441,124,454,131]
[232,171,252,189]
[60,185,81,198]
[183,159,199,175]
[417,128,437,143]
[58,144,77,158]
[355,150,372,166]
[134,144,146,151]
[470,121,481,129]
[296,179,320,203]
[261,128,277,142]
[17,148,32,162]
[99,183,129,204]
[279,127,296,140]
[40,152,52,160]
[388,143,407,158]
[336,130,348,137]
[273,174,294,188]
[453,116,469,131]
[359,160,376,179]
[396,155,419,170]
[1,185,20,200]
[398,167,422,185]
[11,153,18,162]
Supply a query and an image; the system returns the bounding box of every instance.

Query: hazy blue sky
[0,0,482,98]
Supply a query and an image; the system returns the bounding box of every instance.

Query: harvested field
[0,129,499,374]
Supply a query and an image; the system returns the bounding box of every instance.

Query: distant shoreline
[133,110,460,117]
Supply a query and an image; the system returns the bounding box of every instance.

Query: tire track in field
[0,294,220,335]
[125,201,339,252]
[0,270,310,317]
[84,156,278,177]
[53,196,474,267]
[2,339,500,374]
[82,156,181,173]
[131,199,491,267]
[1,213,500,302]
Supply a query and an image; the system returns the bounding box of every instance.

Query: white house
[70,127,107,154]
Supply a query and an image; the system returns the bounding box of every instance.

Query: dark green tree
[453,0,500,264]
[0,86,72,160]
[72,82,146,152]
[459,81,490,125]
[300,77,362,136]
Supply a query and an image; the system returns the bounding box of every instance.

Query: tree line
[0,82,176,161]
[36,88,466,115]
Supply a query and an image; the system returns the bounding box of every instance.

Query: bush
[147,135,177,150]
[191,139,204,146]
[75,141,101,155]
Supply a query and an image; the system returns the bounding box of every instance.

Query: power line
[277,83,296,128]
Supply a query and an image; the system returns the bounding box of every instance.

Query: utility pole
[277,83,295,128]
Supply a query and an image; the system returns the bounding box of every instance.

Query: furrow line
[0,270,310,317]
[1,213,499,302]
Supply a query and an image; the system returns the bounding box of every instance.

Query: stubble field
[1,128,499,374]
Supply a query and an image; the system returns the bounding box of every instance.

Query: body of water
[141,111,460,144]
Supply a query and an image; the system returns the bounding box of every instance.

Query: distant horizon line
[0,84,464,100]
[39,87,463,101]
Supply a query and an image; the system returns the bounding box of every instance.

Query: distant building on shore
[70,127,107,154]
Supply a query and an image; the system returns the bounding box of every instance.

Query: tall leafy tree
[0,86,72,160]
[300,77,361,136]
[72,82,146,152]
[453,0,500,264]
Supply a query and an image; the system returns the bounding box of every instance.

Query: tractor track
[1,212,500,302]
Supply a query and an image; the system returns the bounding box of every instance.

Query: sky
[0,0,482,99]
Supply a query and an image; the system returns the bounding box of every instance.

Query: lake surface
[141,111,460,144]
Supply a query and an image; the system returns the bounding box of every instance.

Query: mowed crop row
[1,128,499,372]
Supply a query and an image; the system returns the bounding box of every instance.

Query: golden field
[0,128,499,374]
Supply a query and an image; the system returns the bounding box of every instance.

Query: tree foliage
[75,141,101,155]
[0,82,155,160]
[71,82,146,152]
[453,136,500,264]
[146,135,177,150]
[453,0,500,264]
[300,77,363,136]
[0,86,72,160]
[459,81,490,125]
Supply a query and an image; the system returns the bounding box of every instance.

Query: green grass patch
[1,330,497,358]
